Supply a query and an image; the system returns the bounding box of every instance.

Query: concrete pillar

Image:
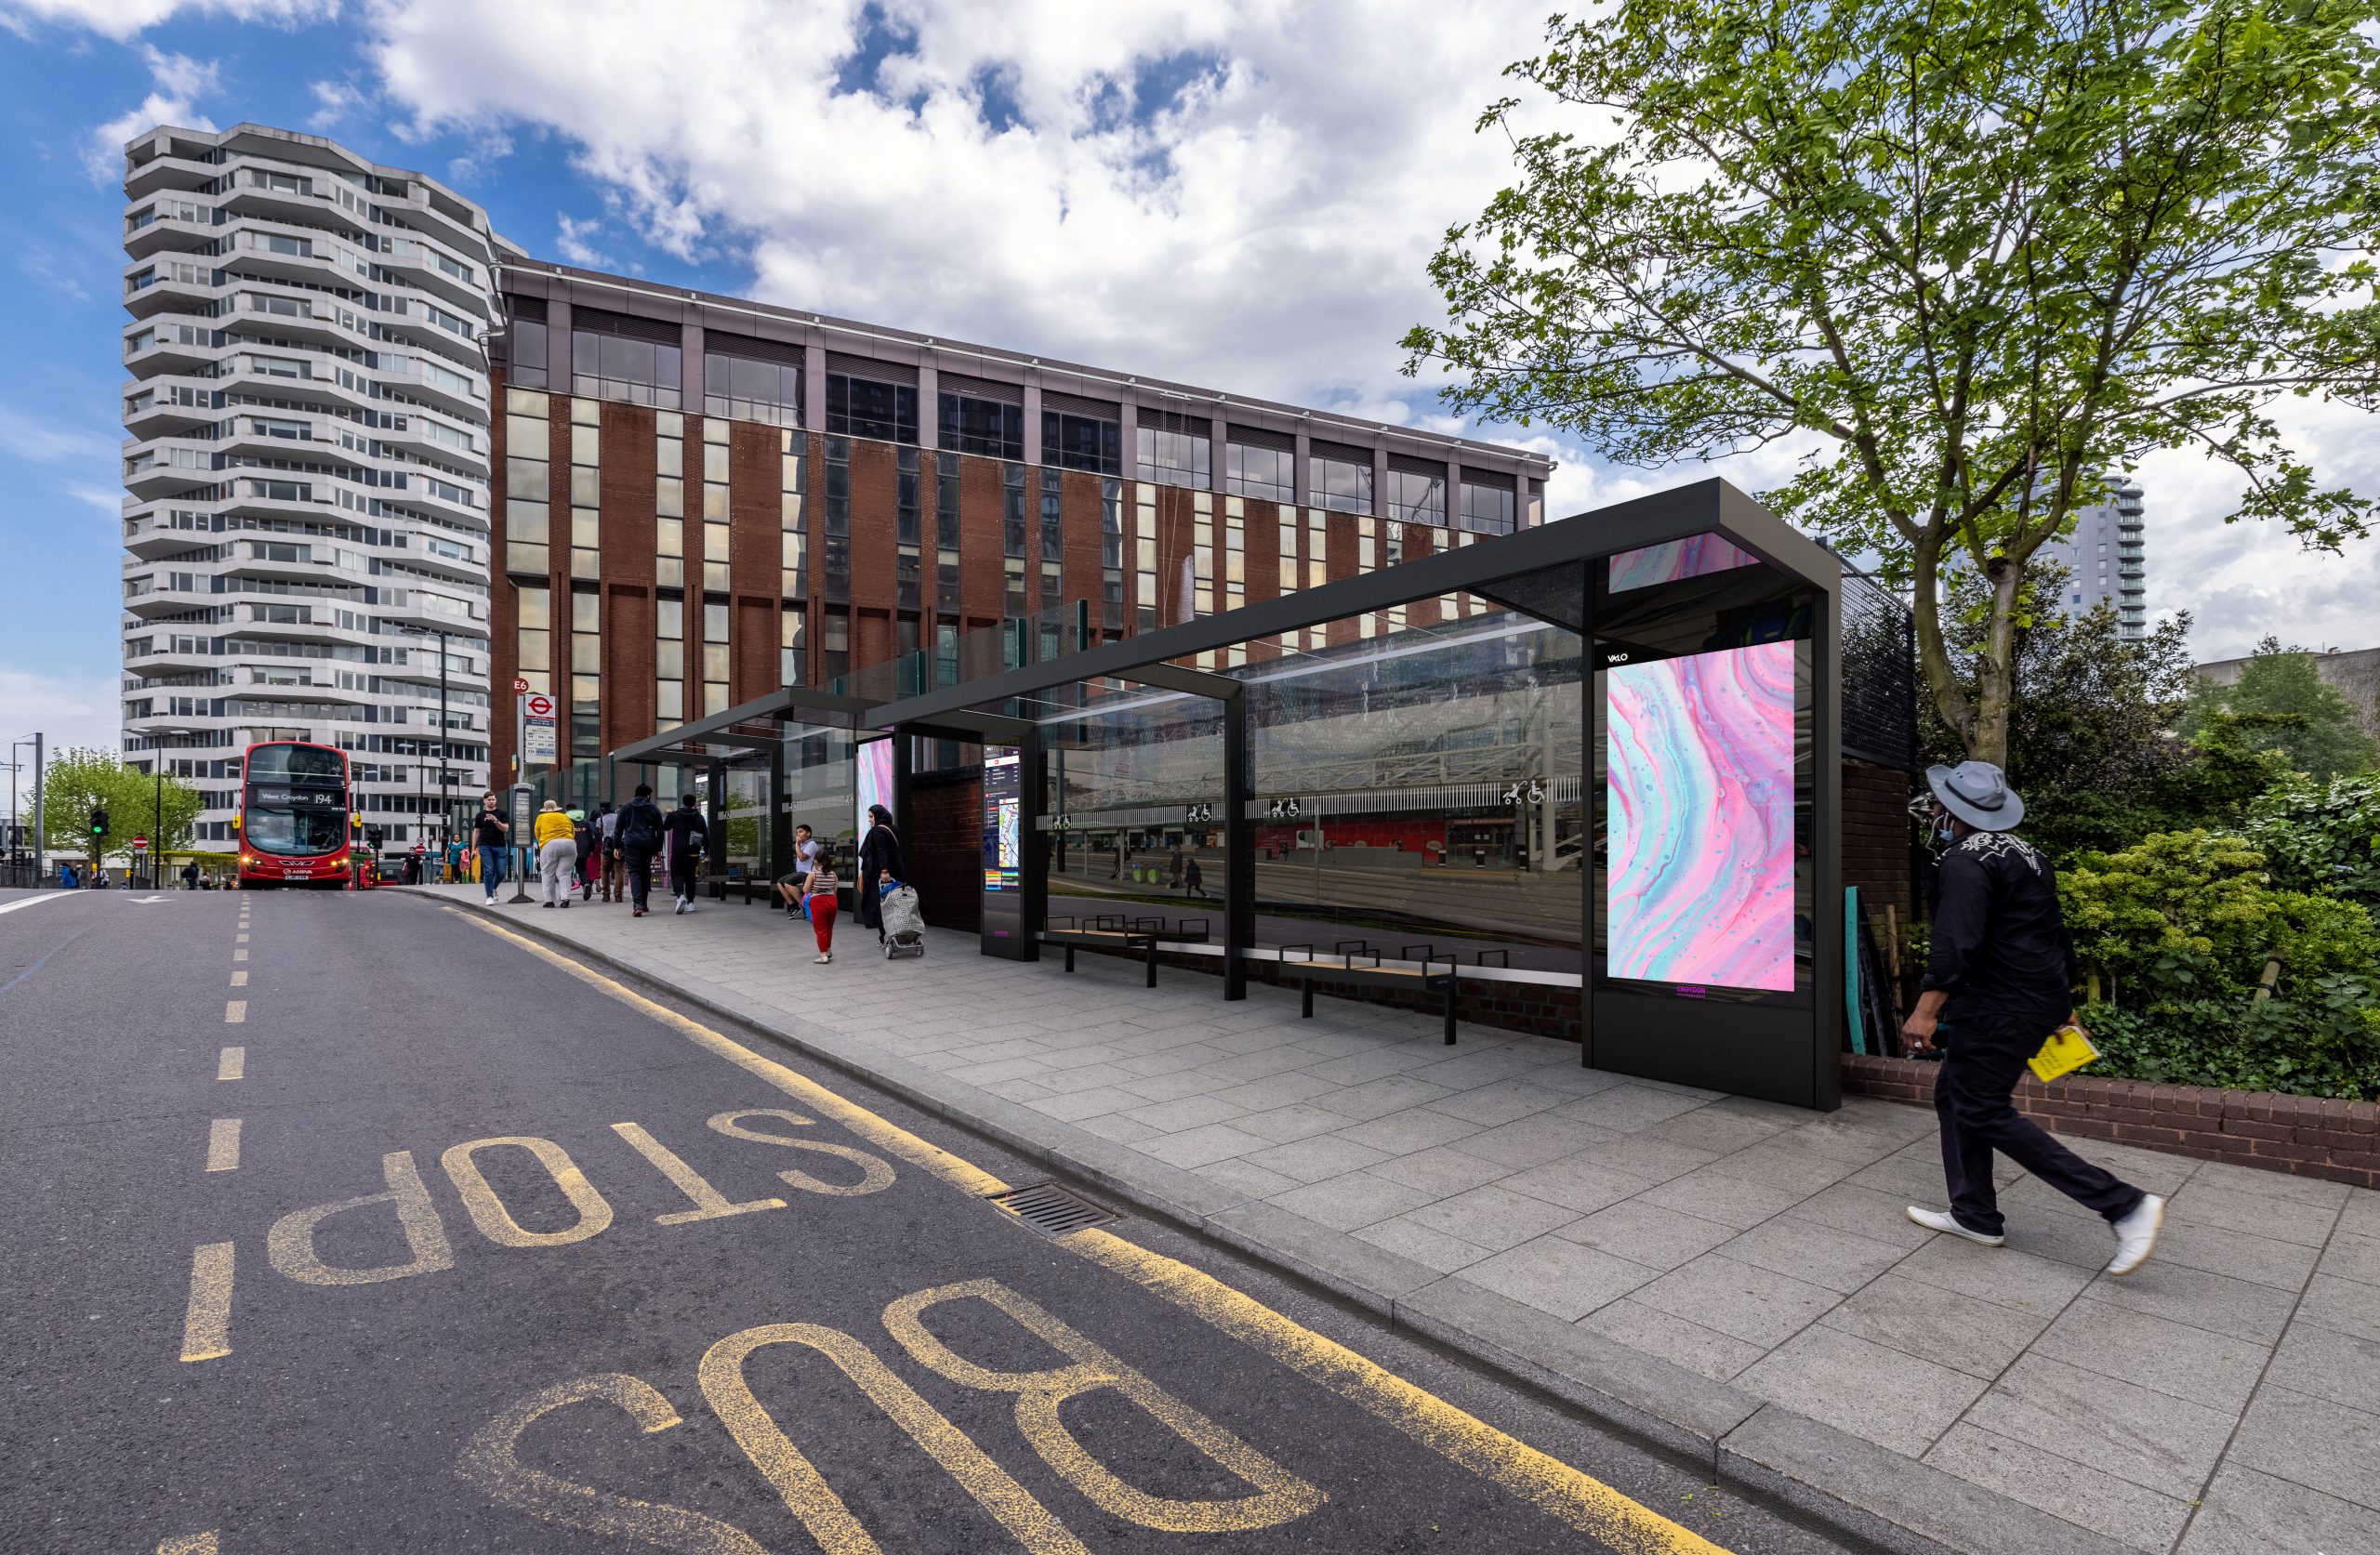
[680,320,704,415]
[804,326,827,434]
[1371,443,1390,524]
[1022,377,1043,466]
[1208,414,1228,494]
[917,359,938,450]
[1293,429,1312,513]
[546,298,572,395]
[1446,455,1463,533]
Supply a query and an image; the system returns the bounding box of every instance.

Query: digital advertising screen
[1605,639,1796,992]
[981,748,1022,942]
[855,737,894,839]
[1606,534,1763,594]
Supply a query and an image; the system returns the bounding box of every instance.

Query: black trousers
[1935,1021,2144,1236]
[670,854,700,902]
[622,848,655,911]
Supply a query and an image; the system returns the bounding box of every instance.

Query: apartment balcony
[377,355,488,420]
[124,152,218,202]
[122,441,217,501]
[122,380,218,440]
[376,239,492,318]
[122,259,219,320]
[123,207,216,261]
[377,414,489,478]
[124,323,219,379]
[375,302,487,372]
[378,481,487,534]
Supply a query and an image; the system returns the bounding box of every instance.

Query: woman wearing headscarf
[856,803,906,945]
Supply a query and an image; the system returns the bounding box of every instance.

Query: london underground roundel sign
[524,693,555,718]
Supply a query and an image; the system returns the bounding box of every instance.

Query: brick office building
[486,260,1554,779]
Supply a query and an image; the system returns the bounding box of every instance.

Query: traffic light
[89,807,110,840]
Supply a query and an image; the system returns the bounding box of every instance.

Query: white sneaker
[1906,1206,2005,1246]
[2107,1194,2165,1276]
[815,952,832,964]
[673,899,686,916]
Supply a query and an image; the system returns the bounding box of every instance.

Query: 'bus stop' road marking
[449,906,1733,1555]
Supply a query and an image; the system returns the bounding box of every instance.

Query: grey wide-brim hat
[1926,760,2025,832]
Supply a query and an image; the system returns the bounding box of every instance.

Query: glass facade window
[571,331,681,406]
[1307,507,1328,591]
[1461,481,1517,534]
[1226,441,1293,504]
[569,589,599,758]
[824,435,851,602]
[934,453,960,611]
[503,389,550,576]
[654,596,682,726]
[702,600,729,716]
[1003,462,1027,620]
[780,428,805,602]
[509,320,549,389]
[1038,468,1062,613]
[1135,425,1209,489]
[938,393,1023,460]
[655,412,684,589]
[701,418,731,595]
[1100,477,1123,631]
[1310,453,1373,515]
[781,604,806,686]
[1042,409,1120,476]
[1387,468,1445,526]
[825,375,917,443]
[823,605,850,682]
[897,446,922,612]
[1133,481,1157,632]
[705,353,801,428]
[1193,489,1215,619]
[568,399,600,581]
[516,584,551,702]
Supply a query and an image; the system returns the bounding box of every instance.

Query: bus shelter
[609,478,1844,1109]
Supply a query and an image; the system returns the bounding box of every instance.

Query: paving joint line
[395,887,2135,1555]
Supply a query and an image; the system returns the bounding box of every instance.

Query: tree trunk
[1911,537,1979,760]
[1967,557,2022,768]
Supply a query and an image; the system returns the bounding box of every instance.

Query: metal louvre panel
[1136,404,1210,437]
[1458,465,1515,491]
[572,306,680,344]
[1042,389,1120,420]
[940,373,1022,403]
[704,331,803,368]
[1841,567,1918,770]
[1388,451,1446,478]
[1309,438,1373,466]
[506,295,548,323]
[1227,423,1295,454]
[826,351,917,386]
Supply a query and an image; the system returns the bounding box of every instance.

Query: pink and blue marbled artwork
[1606,640,1796,991]
[1607,533,1763,594]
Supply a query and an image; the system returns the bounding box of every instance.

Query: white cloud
[84,45,219,180]
[0,403,115,465]
[0,665,121,755]
[553,212,613,269]
[1,0,334,43]
[306,74,368,128]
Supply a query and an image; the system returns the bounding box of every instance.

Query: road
[0,885,1846,1554]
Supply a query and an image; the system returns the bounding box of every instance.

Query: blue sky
[2,0,2373,753]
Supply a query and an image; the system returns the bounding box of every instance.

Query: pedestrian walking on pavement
[663,793,707,915]
[571,808,597,900]
[1184,856,1207,898]
[1902,760,2164,1276]
[615,784,665,916]
[181,861,200,890]
[594,800,620,903]
[856,804,905,945]
[473,792,510,904]
[534,799,578,909]
[799,831,840,963]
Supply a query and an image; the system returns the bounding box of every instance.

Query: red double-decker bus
[234,740,355,890]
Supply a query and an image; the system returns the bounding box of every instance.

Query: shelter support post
[1223,689,1251,1001]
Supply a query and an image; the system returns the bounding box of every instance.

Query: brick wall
[907,767,981,932]
[1843,758,1911,925]
[1844,1053,2380,1189]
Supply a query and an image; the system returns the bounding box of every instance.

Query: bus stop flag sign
[522,692,557,764]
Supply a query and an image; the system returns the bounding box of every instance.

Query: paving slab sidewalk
[409,884,2380,1555]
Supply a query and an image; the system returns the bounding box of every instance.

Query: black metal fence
[1841,566,1918,771]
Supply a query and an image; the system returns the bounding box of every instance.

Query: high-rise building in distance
[2033,478,2147,639]
[118,123,504,845]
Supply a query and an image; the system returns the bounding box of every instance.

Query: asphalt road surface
[0,885,1849,1554]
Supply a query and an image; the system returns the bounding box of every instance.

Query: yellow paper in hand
[2029,1023,2099,1084]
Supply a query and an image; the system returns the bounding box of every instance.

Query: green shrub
[2080,975,2380,1100]
[2059,829,2380,1004]
[2243,773,2380,909]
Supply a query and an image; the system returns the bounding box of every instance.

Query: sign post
[508,783,536,904]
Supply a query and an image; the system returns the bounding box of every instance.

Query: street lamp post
[397,624,457,871]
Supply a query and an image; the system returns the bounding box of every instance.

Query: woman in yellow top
[533,798,578,909]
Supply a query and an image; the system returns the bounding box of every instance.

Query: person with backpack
[855,804,906,946]
[615,784,665,917]
[570,808,598,900]
[663,793,707,916]
[594,800,620,903]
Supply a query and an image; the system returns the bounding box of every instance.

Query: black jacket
[1921,831,2079,1039]
[662,804,707,863]
[615,797,665,855]
[856,824,906,929]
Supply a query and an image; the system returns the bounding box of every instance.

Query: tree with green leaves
[1405,0,2380,766]
[40,747,206,873]
[2188,637,2379,779]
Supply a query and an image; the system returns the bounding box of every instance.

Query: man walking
[472,792,509,905]
[594,799,620,903]
[662,793,707,916]
[615,784,665,917]
[1902,761,2163,1275]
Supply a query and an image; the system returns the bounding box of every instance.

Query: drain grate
[986,1180,1117,1236]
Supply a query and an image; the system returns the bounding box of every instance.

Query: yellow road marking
[224,1000,246,1023]
[236,933,248,943]
[217,1046,245,1081]
[453,911,1005,1196]
[157,1535,218,1554]
[179,1243,233,1362]
[205,1118,242,1172]
[456,905,1734,1554]
[610,1121,787,1225]
[442,1136,614,1248]
[230,970,247,987]
[232,948,247,962]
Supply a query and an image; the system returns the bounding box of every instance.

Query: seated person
[774,824,822,916]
